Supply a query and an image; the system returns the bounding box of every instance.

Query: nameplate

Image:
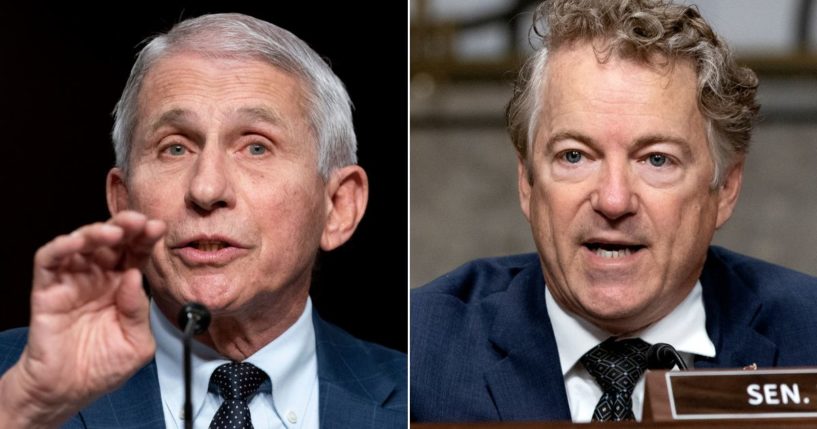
[644,368,817,421]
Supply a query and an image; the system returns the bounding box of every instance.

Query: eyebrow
[149,106,285,130]
[545,130,693,158]
[632,134,694,159]
[234,106,286,128]
[149,108,199,134]
[545,131,597,151]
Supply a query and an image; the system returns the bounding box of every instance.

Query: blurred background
[411,0,817,287]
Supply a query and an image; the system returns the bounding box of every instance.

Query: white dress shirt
[546,282,716,422]
[151,298,320,429]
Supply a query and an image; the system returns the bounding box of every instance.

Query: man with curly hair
[412,0,817,423]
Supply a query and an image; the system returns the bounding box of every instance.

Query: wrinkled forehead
[544,41,699,97]
[535,43,702,136]
[134,52,314,138]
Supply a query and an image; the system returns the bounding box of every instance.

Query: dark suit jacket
[0,312,406,428]
[411,246,817,422]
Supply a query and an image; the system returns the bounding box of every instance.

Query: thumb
[116,268,152,340]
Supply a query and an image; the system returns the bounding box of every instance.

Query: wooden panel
[645,368,817,421]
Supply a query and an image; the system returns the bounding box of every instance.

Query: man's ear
[518,156,532,222]
[106,167,130,216]
[320,165,369,251]
[715,158,745,229]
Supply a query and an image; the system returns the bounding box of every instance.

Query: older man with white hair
[0,13,405,429]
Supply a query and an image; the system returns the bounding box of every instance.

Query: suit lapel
[696,248,778,369]
[77,360,165,428]
[483,261,571,421]
[313,314,404,428]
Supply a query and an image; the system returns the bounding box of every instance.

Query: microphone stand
[178,303,211,429]
[647,342,688,370]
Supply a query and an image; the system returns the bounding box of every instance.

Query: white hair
[112,13,357,179]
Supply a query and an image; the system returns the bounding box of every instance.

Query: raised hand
[0,211,165,428]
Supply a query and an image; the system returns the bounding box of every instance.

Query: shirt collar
[546,281,716,376]
[244,298,317,421]
[151,297,317,422]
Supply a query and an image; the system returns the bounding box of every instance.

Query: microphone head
[646,343,677,370]
[177,302,211,335]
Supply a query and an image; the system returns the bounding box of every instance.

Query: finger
[34,234,83,272]
[89,246,123,270]
[107,211,148,243]
[112,218,167,270]
[64,252,93,273]
[35,224,124,272]
[130,219,167,257]
[72,223,128,256]
[115,269,156,365]
[115,269,153,347]
[109,212,165,257]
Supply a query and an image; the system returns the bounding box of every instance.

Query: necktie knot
[580,337,650,421]
[210,362,268,400]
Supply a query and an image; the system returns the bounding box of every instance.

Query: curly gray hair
[112,13,357,180]
[506,0,759,187]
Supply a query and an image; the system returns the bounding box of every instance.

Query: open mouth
[584,242,645,259]
[187,240,230,252]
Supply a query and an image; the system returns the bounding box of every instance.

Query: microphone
[178,303,211,429]
[178,302,211,336]
[647,343,688,370]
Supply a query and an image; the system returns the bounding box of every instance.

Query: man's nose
[186,148,235,213]
[589,162,638,220]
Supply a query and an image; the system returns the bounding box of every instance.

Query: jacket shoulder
[313,316,406,409]
[314,316,406,428]
[708,246,817,299]
[411,254,554,422]
[706,246,817,356]
[0,327,28,374]
[411,253,540,339]
[316,318,406,378]
[412,253,541,304]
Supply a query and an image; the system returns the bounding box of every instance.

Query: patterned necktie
[580,337,650,421]
[209,362,269,429]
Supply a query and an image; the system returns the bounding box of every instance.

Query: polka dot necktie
[209,362,269,429]
[580,337,650,422]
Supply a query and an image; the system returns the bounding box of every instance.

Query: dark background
[0,3,406,352]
